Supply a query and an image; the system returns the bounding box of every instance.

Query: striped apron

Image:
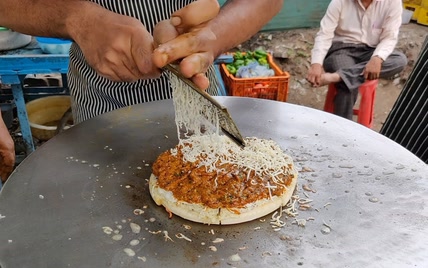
[68,0,220,124]
[380,36,428,163]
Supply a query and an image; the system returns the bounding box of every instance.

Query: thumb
[153,20,179,47]
[170,0,220,32]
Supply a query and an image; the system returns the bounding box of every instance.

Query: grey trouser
[323,42,407,120]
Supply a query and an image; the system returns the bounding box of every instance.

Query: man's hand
[306,63,324,87]
[69,4,160,82]
[0,116,15,183]
[363,56,383,80]
[152,0,220,90]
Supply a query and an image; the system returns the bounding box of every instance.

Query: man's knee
[382,51,408,77]
[389,51,407,69]
[392,51,408,69]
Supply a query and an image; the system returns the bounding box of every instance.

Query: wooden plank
[218,0,329,30]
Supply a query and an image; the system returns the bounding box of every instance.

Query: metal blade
[163,64,245,147]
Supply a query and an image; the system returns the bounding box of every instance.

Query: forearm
[373,3,402,60]
[207,0,283,57]
[310,0,340,65]
[311,32,334,65]
[0,0,105,40]
[372,38,398,61]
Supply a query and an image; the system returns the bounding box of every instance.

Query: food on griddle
[147,68,298,225]
[149,135,298,225]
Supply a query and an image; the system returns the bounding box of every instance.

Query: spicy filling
[152,139,295,209]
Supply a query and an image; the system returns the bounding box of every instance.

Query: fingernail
[170,16,181,26]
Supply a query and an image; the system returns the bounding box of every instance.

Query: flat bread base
[149,169,298,225]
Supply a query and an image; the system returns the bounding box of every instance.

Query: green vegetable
[245,59,257,66]
[226,64,237,75]
[234,51,244,61]
[254,49,268,59]
[244,51,255,60]
[258,57,269,67]
[234,59,245,67]
[228,50,272,77]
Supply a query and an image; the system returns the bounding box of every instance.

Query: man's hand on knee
[363,56,383,80]
[306,63,324,87]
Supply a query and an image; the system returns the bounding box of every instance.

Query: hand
[363,56,383,80]
[152,0,220,90]
[0,117,15,183]
[70,5,159,82]
[306,63,324,87]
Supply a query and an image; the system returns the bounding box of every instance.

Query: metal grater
[163,64,245,147]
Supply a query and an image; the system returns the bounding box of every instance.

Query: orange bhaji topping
[152,145,295,209]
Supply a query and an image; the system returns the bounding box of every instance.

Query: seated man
[306,0,407,120]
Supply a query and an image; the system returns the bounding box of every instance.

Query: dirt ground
[238,22,428,132]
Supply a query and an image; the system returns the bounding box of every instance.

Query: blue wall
[218,0,330,31]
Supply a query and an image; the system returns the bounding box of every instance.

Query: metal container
[25,95,72,140]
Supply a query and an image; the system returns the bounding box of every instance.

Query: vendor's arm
[0,113,15,183]
[0,0,158,82]
[306,0,341,87]
[153,0,284,89]
[364,2,402,80]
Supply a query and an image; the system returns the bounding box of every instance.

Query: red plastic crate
[220,53,290,102]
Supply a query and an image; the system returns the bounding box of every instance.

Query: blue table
[0,40,69,155]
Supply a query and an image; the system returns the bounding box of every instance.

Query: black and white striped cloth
[68,0,220,124]
[380,36,428,163]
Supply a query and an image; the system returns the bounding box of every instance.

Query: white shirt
[311,0,403,64]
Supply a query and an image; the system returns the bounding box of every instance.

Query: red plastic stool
[323,79,378,128]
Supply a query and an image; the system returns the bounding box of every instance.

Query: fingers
[306,73,321,87]
[153,28,216,67]
[364,58,382,80]
[191,73,210,90]
[94,51,143,82]
[368,73,379,80]
[305,74,315,86]
[363,69,380,80]
[101,51,146,82]
[131,34,162,80]
[179,53,212,77]
[0,168,11,183]
[314,75,321,87]
[0,172,6,183]
[153,20,179,47]
[171,0,220,32]
[151,0,220,89]
[306,64,324,87]
[75,12,162,83]
[98,32,161,82]
[0,156,14,183]
[363,69,368,80]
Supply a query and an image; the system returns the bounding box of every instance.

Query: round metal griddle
[0,97,427,268]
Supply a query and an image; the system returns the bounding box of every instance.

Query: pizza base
[149,169,298,225]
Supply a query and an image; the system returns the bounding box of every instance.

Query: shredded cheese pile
[169,73,293,188]
[170,74,220,140]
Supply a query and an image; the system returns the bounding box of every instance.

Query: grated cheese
[169,73,295,193]
[176,233,192,242]
[163,231,174,242]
